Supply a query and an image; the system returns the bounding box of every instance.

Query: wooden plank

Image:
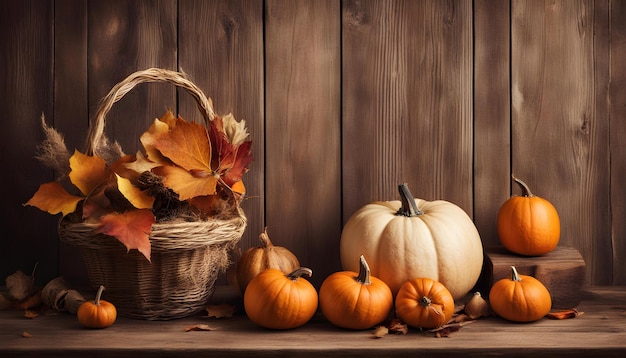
[54,0,89,286]
[473,0,511,246]
[178,0,265,285]
[480,246,586,309]
[342,0,474,219]
[264,0,342,287]
[610,0,626,286]
[511,0,610,285]
[0,0,57,284]
[87,0,177,156]
[1,286,626,357]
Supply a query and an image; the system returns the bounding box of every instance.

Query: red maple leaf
[96,209,155,261]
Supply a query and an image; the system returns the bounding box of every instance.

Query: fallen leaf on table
[427,320,475,338]
[22,331,32,338]
[372,325,389,338]
[545,309,584,320]
[24,310,39,319]
[387,319,408,335]
[205,303,236,318]
[184,324,216,332]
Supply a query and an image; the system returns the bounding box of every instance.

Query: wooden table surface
[1,286,625,357]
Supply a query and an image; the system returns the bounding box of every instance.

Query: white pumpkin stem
[356,255,371,285]
[397,183,423,216]
[511,174,534,197]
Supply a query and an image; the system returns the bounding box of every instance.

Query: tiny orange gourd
[77,285,117,328]
[395,277,454,329]
[497,175,560,256]
[243,267,318,330]
[489,266,552,322]
[235,227,300,294]
[319,255,393,330]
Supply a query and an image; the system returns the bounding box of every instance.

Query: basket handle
[86,67,216,156]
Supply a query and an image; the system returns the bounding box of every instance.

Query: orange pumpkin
[244,267,318,330]
[77,285,117,329]
[235,227,300,294]
[395,277,454,329]
[497,175,560,256]
[489,266,552,322]
[319,255,393,330]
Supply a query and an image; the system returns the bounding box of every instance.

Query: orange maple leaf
[24,182,83,216]
[97,209,155,262]
[68,150,109,196]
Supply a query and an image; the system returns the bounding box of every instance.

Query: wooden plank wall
[1,0,624,289]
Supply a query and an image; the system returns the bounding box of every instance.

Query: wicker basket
[58,68,247,320]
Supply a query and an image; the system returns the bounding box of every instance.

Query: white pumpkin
[340,183,484,300]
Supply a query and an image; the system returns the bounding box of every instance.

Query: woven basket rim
[58,211,246,251]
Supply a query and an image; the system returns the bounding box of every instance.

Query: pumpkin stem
[94,285,105,306]
[397,183,423,217]
[509,266,522,282]
[512,174,534,197]
[418,295,432,307]
[287,267,313,281]
[258,227,274,248]
[355,255,371,285]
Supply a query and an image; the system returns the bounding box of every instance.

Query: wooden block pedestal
[477,246,586,309]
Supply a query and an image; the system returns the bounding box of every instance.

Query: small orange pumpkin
[243,267,318,330]
[395,277,454,329]
[235,227,300,294]
[497,175,560,256]
[77,285,117,329]
[319,255,393,330]
[489,266,552,322]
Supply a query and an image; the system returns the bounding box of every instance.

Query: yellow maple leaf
[115,174,155,209]
[68,150,108,196]
[152,165,218,201]
[24,182,83,216]
[140,117,171,164]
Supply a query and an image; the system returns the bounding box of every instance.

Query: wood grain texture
[54,0,89,284]
[610,0,626,285]
[0,0,58,284]
[2,1,626,289]
[265,0,342,287]
[1,286,626,357]
[342,0,474,220]
[473,0,511,246]
[87,0,177,156]
[511,0,611,285]
[178,0,265,267]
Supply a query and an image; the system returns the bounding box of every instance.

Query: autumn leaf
[184,324,216,332]
[122,151,159,177]
[140,118,172,164]
[205,303,236,318]
[545,309,584,319]
[372,325,389,338]
[116,174,155,209]
[148,116,212,172]
[69,150,109,196]
[96,209,155,262]
[152,164,218,200]
[207,116,253,187]
[24,182,83,216]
